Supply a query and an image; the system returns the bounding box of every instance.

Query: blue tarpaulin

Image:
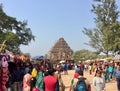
[32,55,44,60]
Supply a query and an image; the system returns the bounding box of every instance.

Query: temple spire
[48,38,73,61]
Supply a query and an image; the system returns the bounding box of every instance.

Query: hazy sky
[1,0,120,57]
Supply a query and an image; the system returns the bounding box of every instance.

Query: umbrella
[59,60,65,63]
[85,60,91,63]
[113,55,120,60]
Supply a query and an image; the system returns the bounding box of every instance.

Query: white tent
[113,55,120,61]
[59,60,65,63]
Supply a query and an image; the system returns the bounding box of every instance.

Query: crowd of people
[71,60,120,91]
[0,51,66,91]
[0,51,120,91]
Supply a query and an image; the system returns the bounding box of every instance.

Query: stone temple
[48,37,73,62]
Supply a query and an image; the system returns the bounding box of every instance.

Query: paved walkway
[62,70,117,91]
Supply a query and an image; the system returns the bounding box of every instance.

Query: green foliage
[0,4,35,53]
[83,28,104,53]
[72,49,98,62]
[83,0,120,55]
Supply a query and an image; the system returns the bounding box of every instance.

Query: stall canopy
[32,55,44,60]
[113,54,120,61]
[59,60,65,63]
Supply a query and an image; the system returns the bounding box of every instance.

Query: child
[30,78,40,91]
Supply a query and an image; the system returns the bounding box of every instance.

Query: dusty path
[61,70,117,91]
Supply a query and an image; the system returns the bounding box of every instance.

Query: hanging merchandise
[0,54,9,91]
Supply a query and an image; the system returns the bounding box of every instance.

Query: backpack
[75,77,87,91]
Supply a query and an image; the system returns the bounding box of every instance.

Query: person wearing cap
[69,70,91,91]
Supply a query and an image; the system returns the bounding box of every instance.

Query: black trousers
[116,78,120,90]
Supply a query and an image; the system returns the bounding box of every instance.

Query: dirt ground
[61,70,117,91]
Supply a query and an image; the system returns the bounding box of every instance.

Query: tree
[83,0,120,56]
[0,4,35,53]
[72,49,98,61]
[83,28,104,54]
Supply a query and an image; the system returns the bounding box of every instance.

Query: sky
[0,0,120,57]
